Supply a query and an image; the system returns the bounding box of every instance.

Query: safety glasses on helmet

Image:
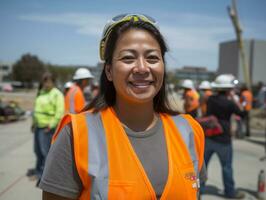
[99,14,158,61]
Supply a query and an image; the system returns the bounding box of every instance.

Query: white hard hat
[199,81,211,90]
[181,79,194,89]
[73,68,94,80]
[211,74,236,89]
[64,81,73,89]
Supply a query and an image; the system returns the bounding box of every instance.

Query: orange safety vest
[53,107,205,200]
[200,90,212,116]
[240,90,253,111]
[184,89,200,113]
[64,84,86,114]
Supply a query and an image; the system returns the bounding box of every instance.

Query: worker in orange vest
[64,68,94,114]
[198,81,212,117]
[39,14,206,200]
[240,84,253,137]
[63,81,73,96]
[181,79,200,118]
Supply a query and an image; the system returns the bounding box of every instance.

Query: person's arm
[39,124,82,199]
[43,191,76,200]
[49,90,65,129]
[231,101,246,118]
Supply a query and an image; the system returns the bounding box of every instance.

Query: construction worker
[201,74,246,199]
[39,14,205,199]
[64,68,94,113]
[31,72,64,180]
[240,84,253,137]
[63,81,73,96]
[198,81,212,117]
[181,79,200,118]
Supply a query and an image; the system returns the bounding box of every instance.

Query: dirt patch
[0,90,37,111]
[250,108,266,130]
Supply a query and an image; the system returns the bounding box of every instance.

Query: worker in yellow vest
[240,84,253,137]
[39,14,206,200]
[31,72,64,180]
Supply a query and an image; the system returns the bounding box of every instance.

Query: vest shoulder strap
[171,114,205,175]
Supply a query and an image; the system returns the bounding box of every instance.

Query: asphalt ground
[0,117,265,200]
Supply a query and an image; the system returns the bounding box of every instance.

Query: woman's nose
[133,57,149,74]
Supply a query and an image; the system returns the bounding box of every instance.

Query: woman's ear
[105,64,113,81]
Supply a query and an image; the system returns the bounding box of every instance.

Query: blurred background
[0,0,265,199]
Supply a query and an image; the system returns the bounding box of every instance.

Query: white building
[0,62,13,82]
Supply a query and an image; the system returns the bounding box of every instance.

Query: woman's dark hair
[42,72,55,83]
[84,20,179,115]
[36,72,55,96]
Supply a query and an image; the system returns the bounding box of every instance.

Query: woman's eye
[147,56,159,63]
[121,56,135,63]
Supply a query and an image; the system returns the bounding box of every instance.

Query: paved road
[0,118,265,200]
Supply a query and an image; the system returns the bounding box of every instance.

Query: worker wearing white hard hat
[199,80,212,90]
[65,68,94,114]
[181,79,195,89]
[201,73,246,199]
[181,79,199,117]
[211,74,236,90]
[198,81,212,116]
[63,81,73,96]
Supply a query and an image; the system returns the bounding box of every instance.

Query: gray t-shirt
[39,118,168,199]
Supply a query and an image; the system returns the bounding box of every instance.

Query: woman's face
[105,29,164,105]
[43,78,54,91]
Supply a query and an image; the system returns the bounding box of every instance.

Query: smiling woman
[39,14,205,200]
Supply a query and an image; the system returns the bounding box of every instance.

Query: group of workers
[24,13,258,200]
[180,74,253,199]
[181,76,253,131]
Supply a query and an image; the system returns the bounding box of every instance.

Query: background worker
[198,80,212,117]
[31,72,64,180]
[63,81,73,96]
[64,68,94,113]
[39,13,205,200]
[181,79,200,118]
[201,74,246,199]
[239,84,253,137]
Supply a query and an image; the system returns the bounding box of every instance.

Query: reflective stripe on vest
[53,108,204,200]
[172,115,199,177]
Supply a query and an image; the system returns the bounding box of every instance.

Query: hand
[31,124,36,133]
[44,126,51,133]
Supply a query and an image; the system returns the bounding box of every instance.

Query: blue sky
[0,0,265,71]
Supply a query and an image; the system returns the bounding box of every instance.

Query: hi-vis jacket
[33,88,64,129]
[53,107,205,200]
[240,90,253,111]
[64,84,86,114]
[184,89,200,113]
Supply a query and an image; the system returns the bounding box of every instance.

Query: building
[0,62,13,82]
[218,39,266,85]
[174,66,216,86]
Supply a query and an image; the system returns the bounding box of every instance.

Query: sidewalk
[0,118,265,200]
[202,136,266,200]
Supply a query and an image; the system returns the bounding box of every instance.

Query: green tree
[12,53,46,87]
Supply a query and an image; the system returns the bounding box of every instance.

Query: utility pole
[227,0,252,90]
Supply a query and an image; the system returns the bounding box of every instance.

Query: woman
[39,14,205,200]
[32,72,64,179]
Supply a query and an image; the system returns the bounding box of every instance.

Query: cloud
[18,11,262,69]
[19,12,233,49]
[19,13,108,36]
